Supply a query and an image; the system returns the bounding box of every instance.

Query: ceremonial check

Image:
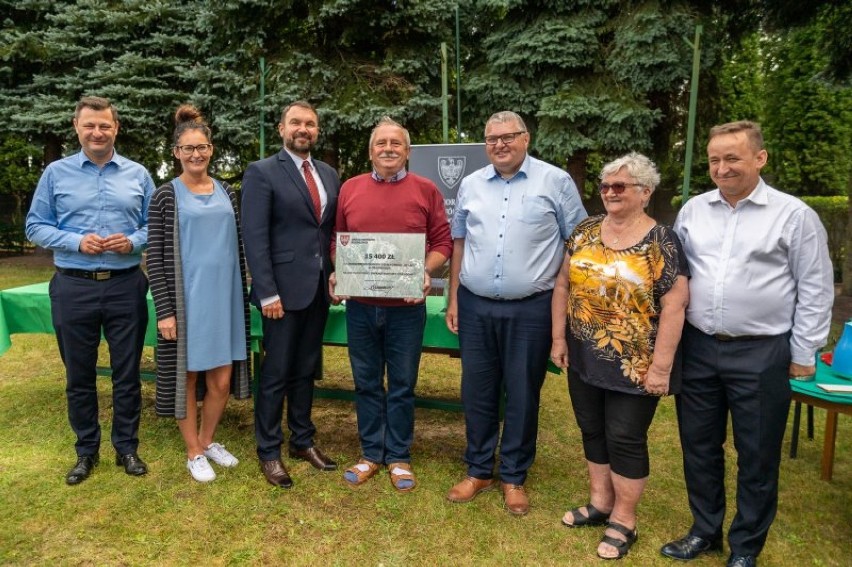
[335,232,426,298]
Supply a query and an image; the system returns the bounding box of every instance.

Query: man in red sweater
[330,117,452,492]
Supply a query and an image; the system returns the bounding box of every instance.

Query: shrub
[802,195,846,282]
[0,222,27,254]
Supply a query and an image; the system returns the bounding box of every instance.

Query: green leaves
[0,0,847,199]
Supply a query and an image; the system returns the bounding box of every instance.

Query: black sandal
[597,521,638,560]
[561,503,611,528]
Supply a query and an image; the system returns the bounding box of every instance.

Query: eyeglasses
[484,131,526,146]
[598,182,644,195]
[175,144,213,156]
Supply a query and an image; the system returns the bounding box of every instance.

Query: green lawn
[0,260,849,565]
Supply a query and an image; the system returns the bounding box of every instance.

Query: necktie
[302,160,322,221]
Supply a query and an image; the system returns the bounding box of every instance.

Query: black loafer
[115,452,148,476]
[727,554,757,567]
[66,454,99,485]
[661,533,723,560]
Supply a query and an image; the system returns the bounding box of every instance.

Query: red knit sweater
[333,172,453,306]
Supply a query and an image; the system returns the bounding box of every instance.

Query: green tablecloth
[0,282,58,354]
[792,359,852,406]
[0,281,459,356]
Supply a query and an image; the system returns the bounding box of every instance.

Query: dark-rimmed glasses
[598,182,644,195]
[175,144,213,156]
[484,131,526,146]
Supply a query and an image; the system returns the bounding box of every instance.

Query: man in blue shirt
[445,110,587,515]
[26,96,155,485]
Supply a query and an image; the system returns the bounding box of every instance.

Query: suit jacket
[241,149,340,311]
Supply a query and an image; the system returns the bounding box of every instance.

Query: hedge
[802,195,846,282]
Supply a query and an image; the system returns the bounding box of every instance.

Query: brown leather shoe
[260,459,293,488]
[288,446,337,471]
[501,482,529,516]
[447,476,496,503]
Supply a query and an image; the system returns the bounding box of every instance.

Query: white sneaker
[204,442,239,468]
[187,455,216,482]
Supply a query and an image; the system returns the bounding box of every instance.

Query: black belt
[713,333,775,342]
[491,289,552,302]
[56,265,139,281]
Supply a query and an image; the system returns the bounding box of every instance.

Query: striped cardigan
[147,179,252,419]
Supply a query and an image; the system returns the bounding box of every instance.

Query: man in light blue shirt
[26,96,154,485]
[445,110,587,515]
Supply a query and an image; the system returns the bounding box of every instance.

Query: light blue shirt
[25,150,154,270]
[452,155,587,299]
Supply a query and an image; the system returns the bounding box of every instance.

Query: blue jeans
[345,300,426,464]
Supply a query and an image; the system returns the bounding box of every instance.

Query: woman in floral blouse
[551,152,689,560]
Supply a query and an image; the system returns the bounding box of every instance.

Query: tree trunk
[566,149,588,206]
[43,133,62,166]
[322,132,339,172]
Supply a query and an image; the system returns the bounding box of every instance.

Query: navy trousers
[676,323,791,557]
[49,269,149,456]
[457,286,552,485]
[255,276,328,460]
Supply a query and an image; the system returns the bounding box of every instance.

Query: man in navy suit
[241,101,341,488]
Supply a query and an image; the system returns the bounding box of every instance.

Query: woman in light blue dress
[148,105,251,482]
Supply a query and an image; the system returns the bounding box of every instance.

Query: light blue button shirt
[451,155,587,299]
[25,150,154,270]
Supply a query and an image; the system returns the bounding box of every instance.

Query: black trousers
[676,323,791,557]
[568,370,659,479]
[49,269,149,456]
[457,286,552,485]
[254,276,328,460]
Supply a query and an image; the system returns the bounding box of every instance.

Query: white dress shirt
[284,148,328,216]
[674,178,834,365]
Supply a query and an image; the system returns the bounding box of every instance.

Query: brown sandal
[387,462,416,492]
[343,459,381,486]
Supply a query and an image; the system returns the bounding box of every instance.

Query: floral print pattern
[566,215,686,392]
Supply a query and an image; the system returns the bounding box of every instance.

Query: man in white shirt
[662,121,833,567]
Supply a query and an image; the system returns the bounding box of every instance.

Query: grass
[0,259,850,566]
